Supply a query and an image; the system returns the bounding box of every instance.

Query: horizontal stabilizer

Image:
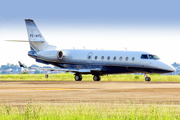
[5,40,44,43]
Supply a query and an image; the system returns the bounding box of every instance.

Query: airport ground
[0,81,180,106]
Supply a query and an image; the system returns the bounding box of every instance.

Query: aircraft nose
[157,61,176,73]
[164,63,176,72]
[168,65,176,72]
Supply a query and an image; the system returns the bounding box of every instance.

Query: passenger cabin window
[113,56,116,60]
[88,56,91,59]
[126,57,128,61]
[101,56,104,60]
[107,56,110,60]
[132,57,135,61]
[119,57,123,61]
[87,52,93,60]
[141,54,148,59]
[95,56,98,60]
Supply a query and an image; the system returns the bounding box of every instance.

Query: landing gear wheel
[145,77,151,81]
[93,75,101,81]
[45,74,49,78]
[75,74,82,81]
[144,73,151,81]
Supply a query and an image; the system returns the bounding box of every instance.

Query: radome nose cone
[170,66,176,72]
[154,60,176,73]
[166,64,176,72]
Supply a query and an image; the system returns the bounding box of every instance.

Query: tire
[145,77,151,81]
[75,74,82,81]
[45,74,49,78]
[93,75,101,81]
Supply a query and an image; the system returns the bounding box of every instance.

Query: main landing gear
[93,75,101,81]
[74,73,101,81]
[145,73,151,81]
[74,74,82,81]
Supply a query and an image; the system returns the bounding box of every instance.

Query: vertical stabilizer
[25,19,56,51]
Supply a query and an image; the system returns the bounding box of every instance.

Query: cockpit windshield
[149,54,160,60]
[141,54,160,60]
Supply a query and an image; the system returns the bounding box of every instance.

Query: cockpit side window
[141,54,148,59]
[149,54,160,60]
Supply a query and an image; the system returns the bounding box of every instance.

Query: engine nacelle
[36,50,64,61]
[58,51,63,59]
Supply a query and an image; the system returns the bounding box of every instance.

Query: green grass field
[0,73,180,81]
[0,102,180,120]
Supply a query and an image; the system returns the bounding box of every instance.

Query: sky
[0,0,180,66]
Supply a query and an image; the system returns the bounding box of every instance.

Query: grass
[0,102,180,120]
[0,73,180,81]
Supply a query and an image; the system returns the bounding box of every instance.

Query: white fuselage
[33,49,175,74]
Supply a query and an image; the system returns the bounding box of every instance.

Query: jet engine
[36,50,64,61]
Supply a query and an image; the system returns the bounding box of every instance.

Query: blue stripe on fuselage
[31,57,173,74]
[50,63,173,74]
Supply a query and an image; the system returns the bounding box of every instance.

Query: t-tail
[25,19,56,52]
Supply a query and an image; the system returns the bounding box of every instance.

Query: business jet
[13,19,176,81]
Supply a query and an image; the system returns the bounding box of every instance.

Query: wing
[18,61,102,73]
[29,67,101,73]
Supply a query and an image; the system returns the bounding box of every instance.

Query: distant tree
[172,62,179,67]
[15,65,19,69]
[34,70,41,74]
[22,71,29,74]
[10,64,15,67]
[1,70,9,74]
[10,64,18,69]
[1,65,4,69]
[30,64,39,67]
[7,63,10,67]
[1,65,8,70]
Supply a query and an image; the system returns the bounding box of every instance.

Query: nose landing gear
[145,77,151,81]
[145,73,151,81]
